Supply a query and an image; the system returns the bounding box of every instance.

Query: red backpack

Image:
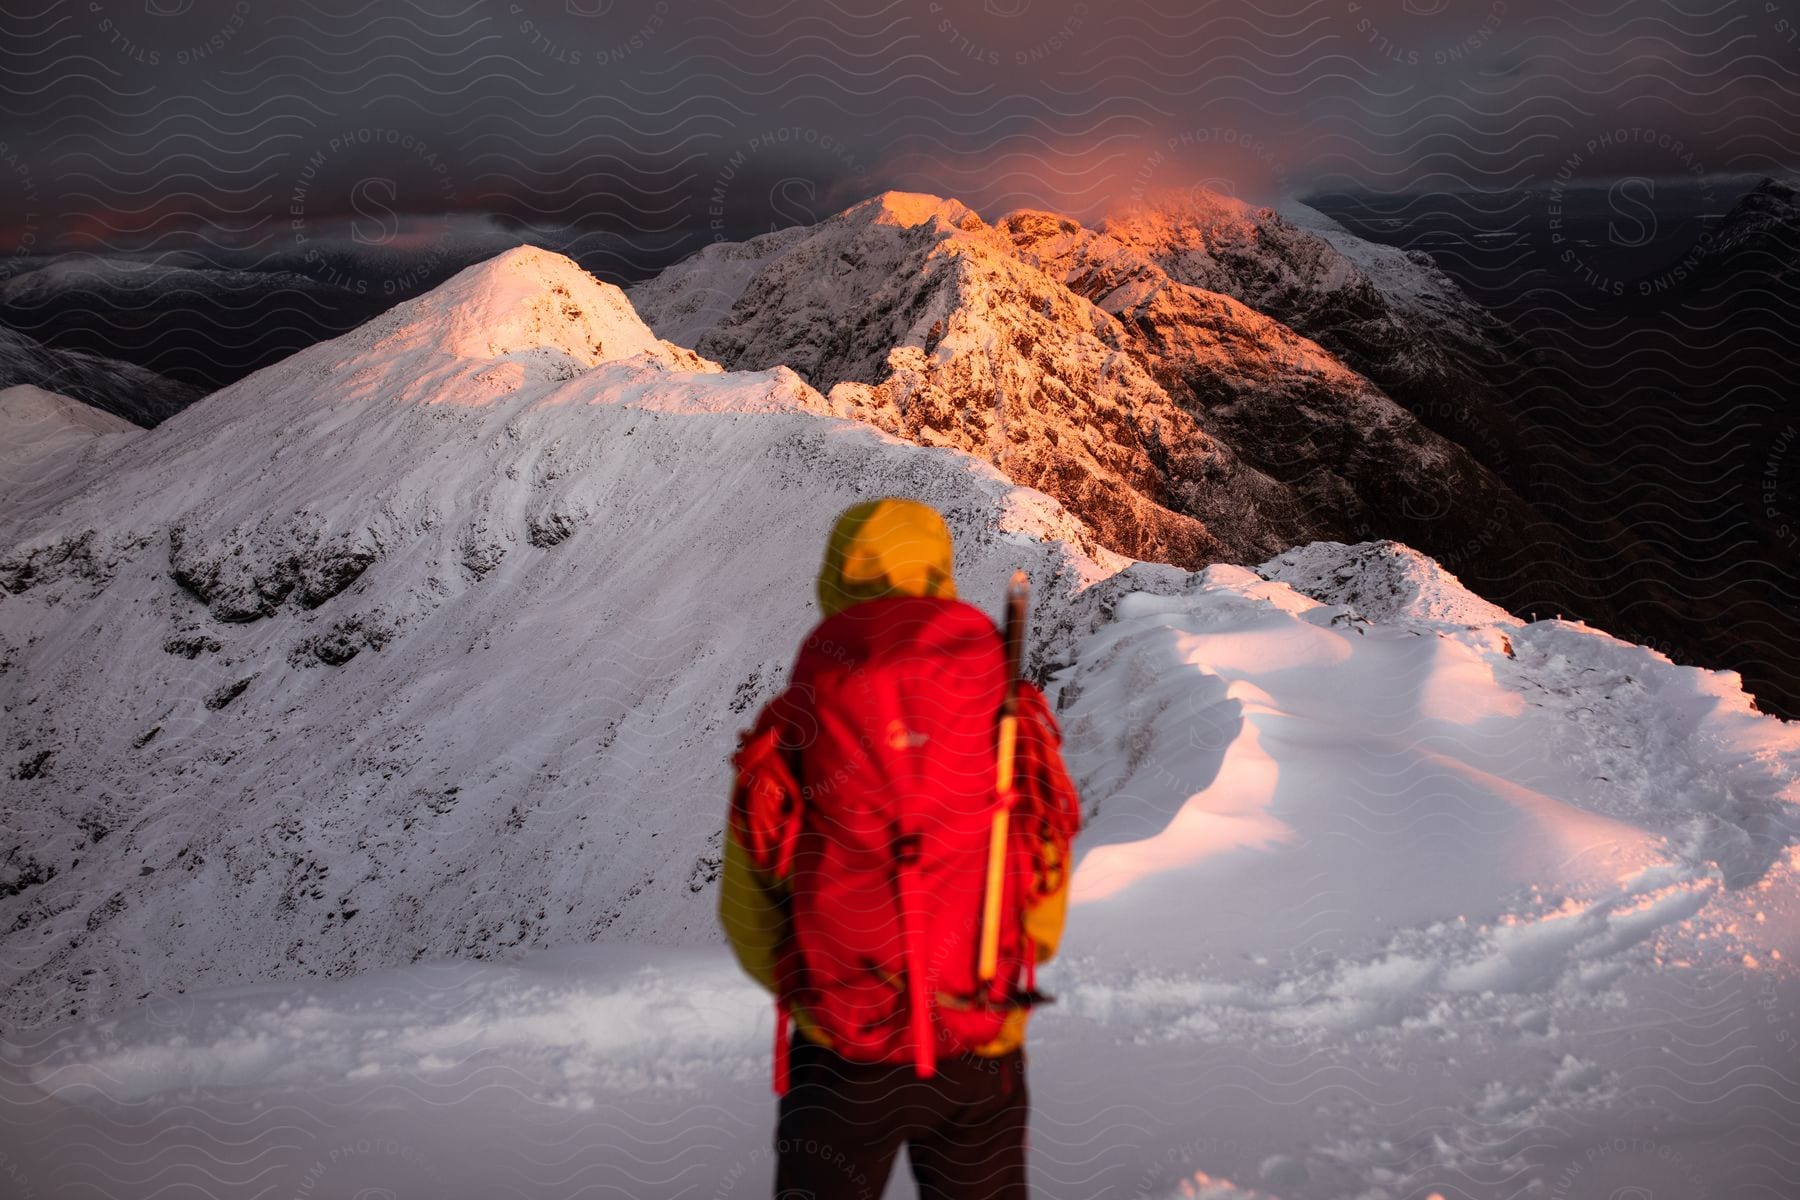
[729,593,1080,1094]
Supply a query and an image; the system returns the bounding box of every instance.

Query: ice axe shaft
[979,570,1030,983]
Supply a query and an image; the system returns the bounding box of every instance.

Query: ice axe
[978,569,1029,984]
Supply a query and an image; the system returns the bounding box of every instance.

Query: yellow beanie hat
[816,498,958,618]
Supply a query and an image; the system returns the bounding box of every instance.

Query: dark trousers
[773,1032,1031,1200]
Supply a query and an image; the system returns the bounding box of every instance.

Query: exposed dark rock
[460,533,506,578]
[205,675,256,711]
[288,613,395,668]
[13,749,54,780]
[0,529,115,597]
[0,851,57,899]
[526,509,583,548]
[169,520,378,622]
[163,634,222,659]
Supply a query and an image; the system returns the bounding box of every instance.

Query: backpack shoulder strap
[1013,682,1082,877]
[892,824,938,1081]
[730,694,811,1096]
[729,698,805,882]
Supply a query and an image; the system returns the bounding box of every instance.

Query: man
[719,497,1082,1200]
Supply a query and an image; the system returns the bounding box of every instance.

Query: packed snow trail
[5,548,1796,1200]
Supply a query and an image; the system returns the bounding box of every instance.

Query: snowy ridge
[377,243,691,370]
[0,245,1138,1030]
[2,245,1797,1200]
[633,191,1547,586]
[1257,539,1515,628]
[995,209,1537,566]
[4,534,1794,1198]
[1277,202,1490,329]
[1044,550,1799,1194]
[1682,173,1800,289]
[0,324,203,427]
[0,229,553,411]
[0,255,324,310]
[1102,190,1509,411]
[1,384,139,494]
[641,191,1299,567]
[624,224,816,350]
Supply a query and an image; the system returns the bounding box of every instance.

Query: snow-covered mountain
[0,221,688,414]
[633,193,1280,566]
[0,244,1158,1028]
[0,324,202,426]
[0,232,537,408]
[1102,191,1513,419]
[0,384,139,511]
[630,191,1549,582]
[1688,173,1799,278]
[3,242,1797,1200]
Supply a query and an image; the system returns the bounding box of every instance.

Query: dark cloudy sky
[4,0,1799,272]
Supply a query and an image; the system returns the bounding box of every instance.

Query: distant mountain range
[0,324,201,425]
[5,242,1795,1044]
[632,190,1562,586]
[3,181,1795,715]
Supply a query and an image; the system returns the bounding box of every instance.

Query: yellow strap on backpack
[978,570,1029,984]
[978,715,1019,981]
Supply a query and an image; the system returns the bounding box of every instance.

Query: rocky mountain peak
[844,189,986,234]
[633,190,1549,582]
[1103,185,1268,241]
